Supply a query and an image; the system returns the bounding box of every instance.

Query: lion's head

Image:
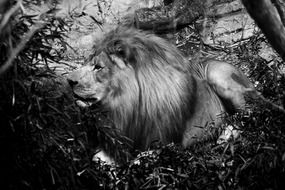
[67,27,253,151]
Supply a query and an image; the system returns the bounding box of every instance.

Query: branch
[243,87,285,114]
[0,22,44,76]
[242,0,285,62]
[255,91,285,114]
[122,0,205,34]
[0,0,23,33]
[272,0,285,25]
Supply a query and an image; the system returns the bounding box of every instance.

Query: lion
[67,27,255,161]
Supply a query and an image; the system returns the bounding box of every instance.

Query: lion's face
[67,51,134,107]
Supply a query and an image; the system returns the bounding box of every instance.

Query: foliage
[0,0,285,190]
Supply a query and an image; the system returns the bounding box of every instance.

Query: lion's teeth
[76,100,90,107]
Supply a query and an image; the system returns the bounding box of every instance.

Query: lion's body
[67,27,254,153]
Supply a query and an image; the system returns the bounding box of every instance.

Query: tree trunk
[242,0,285,62]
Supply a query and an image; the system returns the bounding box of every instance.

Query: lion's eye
[93,64,103,71]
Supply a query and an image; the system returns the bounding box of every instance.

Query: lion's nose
[67,79,78,88]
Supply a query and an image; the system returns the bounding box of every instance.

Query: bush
[0,1,284,189]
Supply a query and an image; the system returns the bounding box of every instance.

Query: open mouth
[73,93,99,107]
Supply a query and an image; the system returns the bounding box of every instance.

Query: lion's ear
[115,46,126,58]
[114,43,136,64]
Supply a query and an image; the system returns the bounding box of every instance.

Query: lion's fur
[68,27,251,151]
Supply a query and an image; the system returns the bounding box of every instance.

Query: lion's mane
[91,27,207,150]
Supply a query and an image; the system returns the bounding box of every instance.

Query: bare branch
[122,0,205,34]
[272,0,285,25]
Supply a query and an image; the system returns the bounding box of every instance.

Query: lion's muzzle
[67,65,104,107]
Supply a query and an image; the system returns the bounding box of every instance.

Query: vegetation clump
[0,0,284,189]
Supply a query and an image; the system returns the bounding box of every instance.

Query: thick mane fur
[92,27,200,149]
